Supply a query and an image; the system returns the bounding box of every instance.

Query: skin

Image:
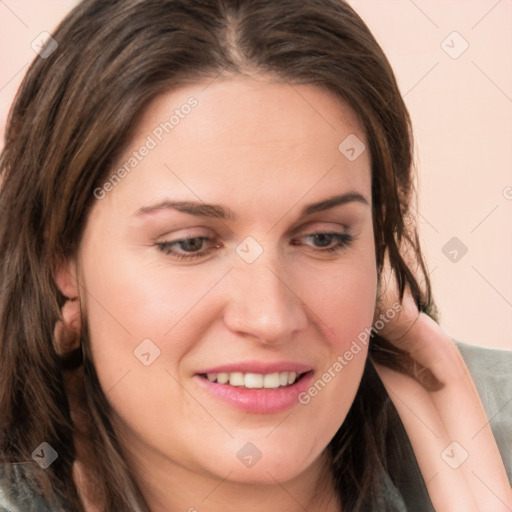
[57,76,512,511]
[375,278,512,511]
[58,76,376,511]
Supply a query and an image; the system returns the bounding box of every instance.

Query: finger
[375,362,480,512]
[413,318,512,509]
[377,315,512,510]
[432,374,512,511]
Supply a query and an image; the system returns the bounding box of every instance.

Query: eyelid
[155,235,221,260]
[289,220,350,236]
[153,226,213,243]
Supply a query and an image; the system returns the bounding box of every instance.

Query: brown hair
[0,0,436,510]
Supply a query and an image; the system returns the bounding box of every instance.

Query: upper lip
[196,361,314,375]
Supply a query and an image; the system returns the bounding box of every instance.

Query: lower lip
[194,372,314,414]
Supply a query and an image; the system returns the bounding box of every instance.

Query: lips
[194,361,314,414]
[196,361,313,376]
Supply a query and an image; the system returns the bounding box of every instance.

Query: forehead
[104,76,371,217]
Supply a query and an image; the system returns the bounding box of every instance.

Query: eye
[156,236,221,260]
[292,231,354,253]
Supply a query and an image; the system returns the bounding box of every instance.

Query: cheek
[323,267,377,349]
[301,248,378,351]
[78,241,224,390]
[295,245,377,407]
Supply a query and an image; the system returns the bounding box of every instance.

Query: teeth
[205,371,302,389]
[229,372,244,387]
[244,373,263,389]
[263,372,280,389]
[217,372,229,384]
[287,371,297,385]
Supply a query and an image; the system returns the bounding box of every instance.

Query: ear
[54,299,82,356]
[54,258,82,355]
[55,258,79,300]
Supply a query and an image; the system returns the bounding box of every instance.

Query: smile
[195,365,314,414]
[202,371,305,389]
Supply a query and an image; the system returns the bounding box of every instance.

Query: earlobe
[54,299,82,355]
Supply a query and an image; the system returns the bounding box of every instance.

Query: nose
[222,253,308,345]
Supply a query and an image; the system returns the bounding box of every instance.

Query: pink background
[1,1,511,349]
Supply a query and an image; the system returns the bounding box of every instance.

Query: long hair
[0,0,436,510]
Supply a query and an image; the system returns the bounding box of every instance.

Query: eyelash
[156,231,354,261]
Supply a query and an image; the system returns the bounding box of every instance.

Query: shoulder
[0,468,56,512]
[0,484,15,512]
[456,340,512,375]
[0,487,55,512]
[456,341,512,482]
[0,486,17,512]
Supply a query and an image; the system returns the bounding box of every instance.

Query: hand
[373,265,512,511]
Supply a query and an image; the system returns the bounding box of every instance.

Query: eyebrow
[133,191,369,220]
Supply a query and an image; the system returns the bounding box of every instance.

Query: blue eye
[294,232,354,252]
[156,236,218,260]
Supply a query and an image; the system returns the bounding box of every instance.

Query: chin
[196,437,325,486]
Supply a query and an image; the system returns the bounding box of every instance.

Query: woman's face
[70,76,376,491]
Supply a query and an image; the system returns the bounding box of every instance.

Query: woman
[0,0,510,510]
